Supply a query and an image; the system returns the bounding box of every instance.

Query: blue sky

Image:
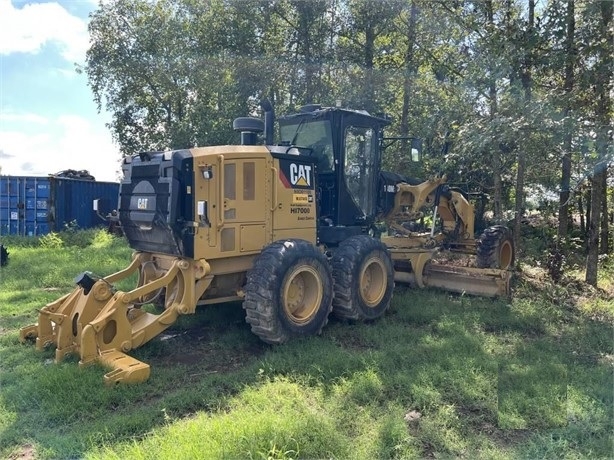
[0,0,121,182]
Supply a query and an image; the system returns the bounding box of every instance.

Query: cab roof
[279,105,391,127]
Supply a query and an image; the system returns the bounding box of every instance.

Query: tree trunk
[364,24,376,112]
[558,0,575,240]
[485,0,503,221]
[299,8,313,104]
[586,0,612,285]
[514,0,534,252]
[577,193,585,235]
[586,167,604,286]
[559,138,572,237]
[513,152,525,247]
[600,170,609,254]
[400,1,417,173]
[585,187,591,244]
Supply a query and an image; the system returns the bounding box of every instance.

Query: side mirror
[410,138,423,162]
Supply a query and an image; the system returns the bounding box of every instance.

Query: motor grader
[20,101,514,384]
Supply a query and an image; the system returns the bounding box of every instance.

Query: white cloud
[0,113,122,182]
[0,0,89,62]
[0,109,49,124]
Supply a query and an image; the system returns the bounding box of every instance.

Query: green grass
[0,230,612,459]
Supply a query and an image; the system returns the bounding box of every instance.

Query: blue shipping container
[0,176,119,236]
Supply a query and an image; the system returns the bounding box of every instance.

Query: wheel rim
[499,240,513,269]
[359,257,387,308]
[282,265,323,325]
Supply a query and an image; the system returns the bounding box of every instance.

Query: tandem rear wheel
[331,235,395,321]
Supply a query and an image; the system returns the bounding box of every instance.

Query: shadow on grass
[0,302,267,458]
[1,283,612,459]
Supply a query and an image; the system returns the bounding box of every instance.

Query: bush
[1,228,120,250]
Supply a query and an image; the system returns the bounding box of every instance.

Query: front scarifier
[19,253,212,384]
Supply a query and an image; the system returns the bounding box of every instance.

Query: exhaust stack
[260,99,275,145]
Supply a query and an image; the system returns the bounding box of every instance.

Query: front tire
[476,225,515,269]
[244,239,333,344]
[331,235,394,321]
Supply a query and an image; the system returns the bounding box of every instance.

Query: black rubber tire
[476,225,515,269]
[243,239,333,344]
[331,235,394,321]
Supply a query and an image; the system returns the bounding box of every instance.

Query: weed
[38,232,64,249]
[254,440,299,460]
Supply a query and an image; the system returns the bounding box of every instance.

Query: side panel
[272,156,317,243]
[119,151,194,257]
[193,150,270,260]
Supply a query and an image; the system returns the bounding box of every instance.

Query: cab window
[279,119,335,172]
[344,126,376,215]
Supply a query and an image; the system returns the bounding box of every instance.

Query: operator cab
[276,105,390,245]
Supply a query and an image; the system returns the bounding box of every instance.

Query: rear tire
[476,225,515,269]
[331,235,394,321]
[244,239,333,344]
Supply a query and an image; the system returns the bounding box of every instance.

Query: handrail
[270,166,278,212]
[217,155,225,228]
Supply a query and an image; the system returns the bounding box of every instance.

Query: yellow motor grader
[20,101,514,384]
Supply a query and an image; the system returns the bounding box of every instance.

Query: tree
[583,0,612,286]
[513,0,535,252]
[555,0,576,240]
[337,0,404,112]
[80,0,612,288]
[398,0,418,171]
[84,0,277,155]
[85,0,196,153]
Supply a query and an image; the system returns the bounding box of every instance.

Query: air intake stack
[232,117,264,146]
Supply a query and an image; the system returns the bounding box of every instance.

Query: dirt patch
[430,252,476,267]
[489,427,533,448]
[155,331,266,374]
[333,334,375,351]
[8,444,35,460]
[456,405,532,448]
